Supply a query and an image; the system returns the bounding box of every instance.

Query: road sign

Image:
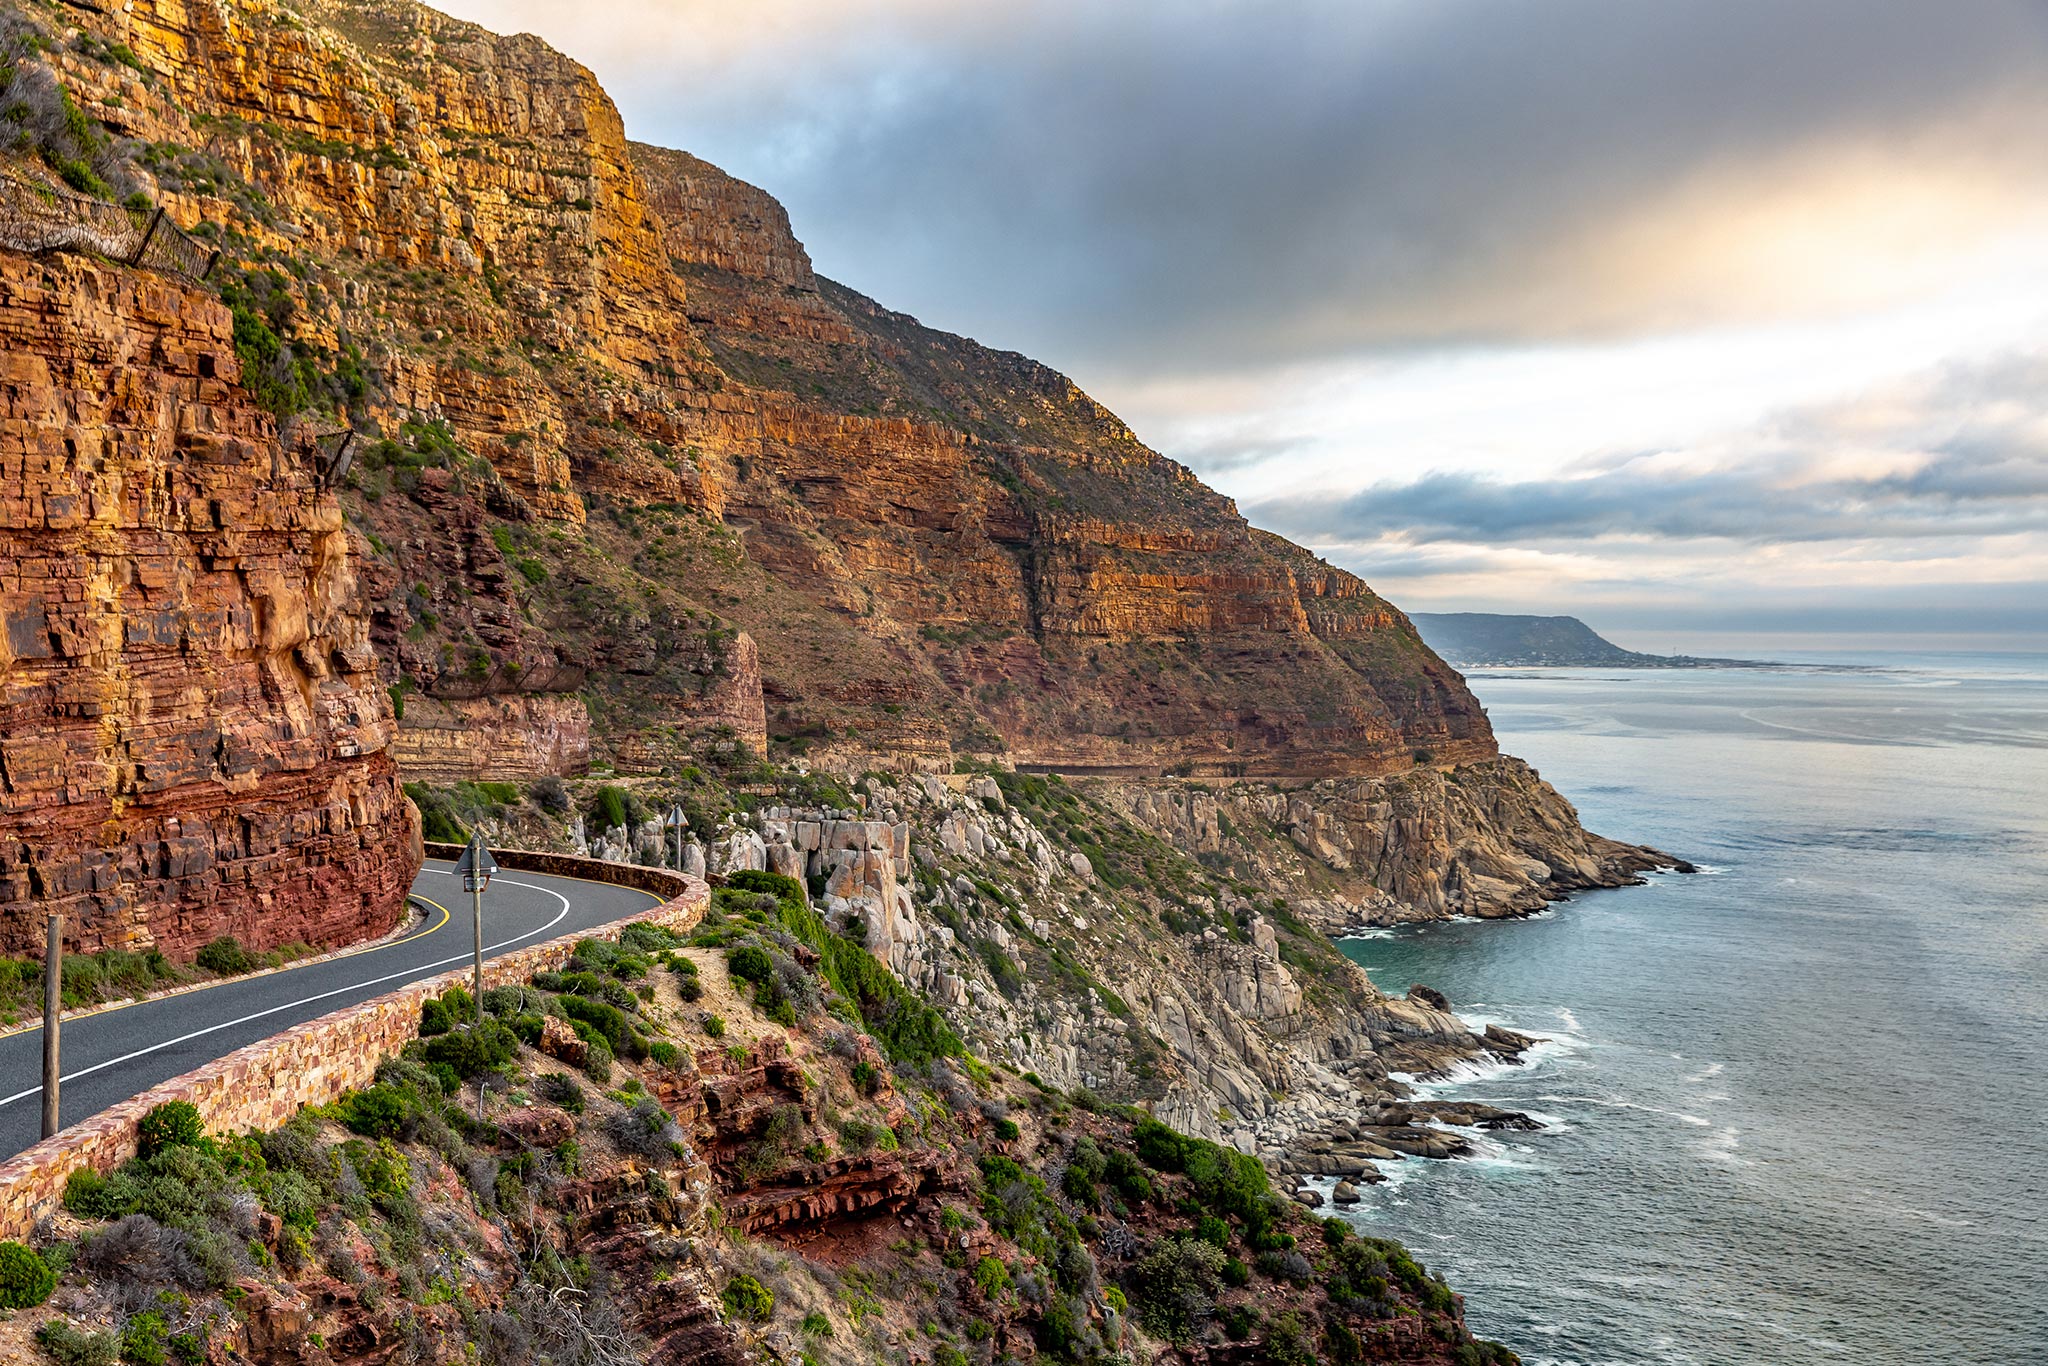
[454,834,497,892]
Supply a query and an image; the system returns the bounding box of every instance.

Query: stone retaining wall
[0,851,709,1242]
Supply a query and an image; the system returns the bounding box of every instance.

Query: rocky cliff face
[38,0,1495,782]
[1102,756,1679,931]
[0,251,415,958]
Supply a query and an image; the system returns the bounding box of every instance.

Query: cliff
[0,247,416,960]
[25,0,1494,782]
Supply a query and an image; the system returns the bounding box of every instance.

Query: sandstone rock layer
[0,252,416,958]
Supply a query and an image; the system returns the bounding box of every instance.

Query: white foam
[1694,1124,1749,1165]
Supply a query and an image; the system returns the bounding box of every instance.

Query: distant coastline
[1414,612,1782,670]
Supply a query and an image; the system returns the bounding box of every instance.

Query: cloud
[444,0,2048,376]
[1250,352,2048,548]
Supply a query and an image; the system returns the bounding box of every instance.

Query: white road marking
[0,875,576,1110]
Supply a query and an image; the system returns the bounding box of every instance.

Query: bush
[582,1038,615,1084]
[992,1117,1021,1142]
[338,1084,420,1140]
[0,1240,55,1307]
[137,1101,204,1158]
[64,1167,127,1221]
[648,1041,681,1069]
[419,1020,518,1079]
[1195,1214,1230,1247]
[35,1321,117,1366]
[725,944,773,986]
[973,1255,1011,1298]
[120,1311,168,1366]
[605,1098,683,1158]
[535,1073,586,1114]
[193,936,254,976]
[702,1014,726,1039]
[419,996,455,1036]
[720,1272,774,1322]
[1127,1236,1225,1343]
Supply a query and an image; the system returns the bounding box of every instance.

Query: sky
[442,0,2048,647]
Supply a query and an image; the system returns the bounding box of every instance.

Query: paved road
[0,860,661,1161]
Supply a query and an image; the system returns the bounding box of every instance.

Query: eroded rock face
[0,254,416,957]
[1101,756,1676,927]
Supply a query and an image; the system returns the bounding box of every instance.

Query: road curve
[0,859,662,1162]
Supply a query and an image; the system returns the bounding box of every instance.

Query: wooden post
[128,206,164,266]
[41,914,60,1140]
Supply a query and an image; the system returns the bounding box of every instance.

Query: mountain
[0,0,1695,1354]
[1413,613,1765,668]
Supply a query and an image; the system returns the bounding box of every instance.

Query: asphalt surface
[0,859,661,1161]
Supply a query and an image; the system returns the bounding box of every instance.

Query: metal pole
[473,874,486,1123]
[41,914,61,1140]
[471,879,484,1027]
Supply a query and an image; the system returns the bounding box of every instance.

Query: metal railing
[0,171,218,280]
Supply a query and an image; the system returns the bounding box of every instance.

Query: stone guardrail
[0,849,709,1242]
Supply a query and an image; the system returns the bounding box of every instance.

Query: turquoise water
[1336,653,2048,1366]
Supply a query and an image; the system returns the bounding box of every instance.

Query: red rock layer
[0,252,416,958]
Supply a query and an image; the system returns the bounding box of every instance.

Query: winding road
[0,859,661,1162]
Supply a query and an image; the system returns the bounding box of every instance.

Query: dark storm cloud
[579,0,2048,374]
[1249,352,2048,548]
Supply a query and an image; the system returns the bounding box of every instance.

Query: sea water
[1335,652,2048,1365]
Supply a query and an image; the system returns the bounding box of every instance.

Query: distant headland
[1413,613,1777,669]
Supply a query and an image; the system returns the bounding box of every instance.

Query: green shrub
[119,1311,168,1366]
[136,1101,205,1158]
[703,1014,726,1039]
[720,1272,774,1322]
[0,1240,55,1307]
[800,1311,832,1338]
[973,1255,1011,1299]
[419,1020,518,1078]
[63,1167,127,1221]
[193,936,254,976]
[338,1084,418,1140]
[992,1117,1020,1142]
[1195,1214,1231,1247]
[648,1041,681,1068]
[725,944,773,986]
[35,1321,117,1366]
[418,996,454,1036]
[582,1038,614,1084]
[1127,1237,1225,1342]
[535,1073,586,1114]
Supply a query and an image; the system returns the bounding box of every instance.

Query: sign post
[41,913,60,1140]
[453,834,496,1120]
[669,805,686,872]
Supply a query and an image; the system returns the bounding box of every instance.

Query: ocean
[1334,651,2048,1366]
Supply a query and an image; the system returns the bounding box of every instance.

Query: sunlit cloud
[433,0,2048,639]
